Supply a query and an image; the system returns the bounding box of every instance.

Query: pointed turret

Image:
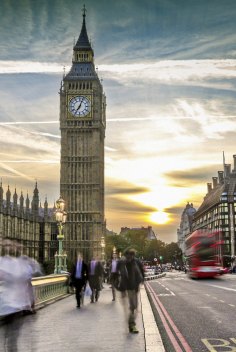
[6,185,11,209]
[31,182,39,217]
[19,191,24,215]
[44,197,48,220]
[0,180,3,210]
[74,5,92,51]
[13,188,18,214]
[26,192,30,215]
[65,6,97,81]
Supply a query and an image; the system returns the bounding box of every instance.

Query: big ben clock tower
[60,7,106,261]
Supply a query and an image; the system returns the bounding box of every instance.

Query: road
[146,271,236,352]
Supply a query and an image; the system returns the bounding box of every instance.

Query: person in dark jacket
[118,248,144,334]
[88,257,103,303]
[71,253,88,308]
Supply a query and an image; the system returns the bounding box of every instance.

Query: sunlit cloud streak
[0,61,63,74]
[1,59,236,84]
[0,121,58,125]
[1,0,236,242]
[0,162,34,181]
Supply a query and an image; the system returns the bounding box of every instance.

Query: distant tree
[144,239,166,262]
[105,234,129,259]
[165,242,182,264]
[105,232,182,265]
[121,229,148,258]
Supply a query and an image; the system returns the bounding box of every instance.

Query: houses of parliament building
[0,9,106,264]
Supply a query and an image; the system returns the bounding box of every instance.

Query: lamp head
[56,197,65,211]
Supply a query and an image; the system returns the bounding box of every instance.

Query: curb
[140,285,165,352]
[144,273,166,281]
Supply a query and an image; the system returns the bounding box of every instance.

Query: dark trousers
[89,275,101,302]
[1,312,24,352]
[74,279,85,307]
[110,272,119,300]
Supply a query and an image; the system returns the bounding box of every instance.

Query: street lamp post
[54,197,67,274]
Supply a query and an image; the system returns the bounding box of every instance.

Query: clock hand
[75,98,84,113]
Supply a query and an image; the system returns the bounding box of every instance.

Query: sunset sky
[0,0,236,242]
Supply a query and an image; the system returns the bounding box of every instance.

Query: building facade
[60,9,106,261]
[191,155,236,266]
[177,203,196,253]
[0,182,57,263]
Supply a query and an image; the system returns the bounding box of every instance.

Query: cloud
[1,60,236,92]
[1,0,236,242]
[107,195,156,214]
[106,180,149,196]
[101,60,236,82]
[0,121,58,126]
[0,125,60,155]
[164,165,225,189]
[0,61,64,74]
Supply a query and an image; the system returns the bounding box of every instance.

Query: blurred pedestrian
[103,261,109,283]
[0,239,36,351]
[118,248,144,334]
[88,257,103,303]
[18,252,43,314]
[109,252,119,301]
[71,252,88,308]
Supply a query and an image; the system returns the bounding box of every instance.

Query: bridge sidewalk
[0,283,165,352]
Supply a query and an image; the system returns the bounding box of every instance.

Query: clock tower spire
[72,5,94,64]
[60,7,106,261]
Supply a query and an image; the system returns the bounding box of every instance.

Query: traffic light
[159,256,163,261]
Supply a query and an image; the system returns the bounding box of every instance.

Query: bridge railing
[32,274,71,308]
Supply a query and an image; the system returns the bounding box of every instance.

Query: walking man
[71,253,88,308]
[109,252,119,301]
[118,248,144,334]
[89,257,103,303]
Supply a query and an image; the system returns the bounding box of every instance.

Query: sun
[150,211,169,225]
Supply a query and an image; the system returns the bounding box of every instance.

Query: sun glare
[150,211,169,225]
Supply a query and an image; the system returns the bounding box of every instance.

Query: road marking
[229,304,235,307]
[219,300,225,303]
[146,283,184,352]
[146,282,193,352]
[207,284,236,292]
[157,293,175,296]
[156,282,175,296]
[202,338,236,351]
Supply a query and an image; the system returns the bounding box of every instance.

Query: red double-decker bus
[185,229,223,279]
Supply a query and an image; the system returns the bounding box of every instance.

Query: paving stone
[0,284,146,352]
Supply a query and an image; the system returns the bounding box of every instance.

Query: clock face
[69,96,91,117]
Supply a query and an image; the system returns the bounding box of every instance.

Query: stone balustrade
[32,274,71,308]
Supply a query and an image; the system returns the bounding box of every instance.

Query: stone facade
[0,182,57,263]
[191,154,236,265]
[177,203,196,253]
[59,10,106,261]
